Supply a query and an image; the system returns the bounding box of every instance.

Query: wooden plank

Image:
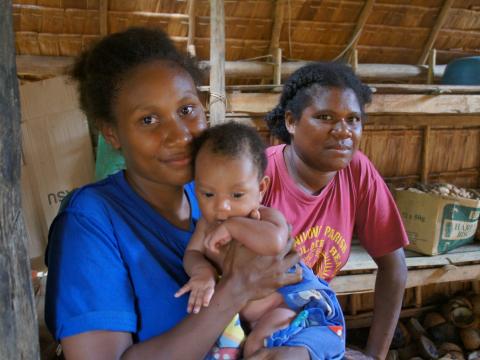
[418,0,454,65]
[369,84,480,94]
[227,92,480,115]
[342,244,480,272]
[209,0,226,125]
[421,126,431,183]
[16,55,74,79]
[199,83,480,95]
[367,94,480,114]
[0,1,39,358]
[187,0,196,56]
[345,305,438,329]
[99,0,108,37]
[366,114,480,127]
[330,263,480,294]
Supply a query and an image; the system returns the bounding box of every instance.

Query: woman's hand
[244,346,309,360]
[221,237,302,306]
[344,348,376,360]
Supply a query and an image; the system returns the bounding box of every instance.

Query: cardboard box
[394,189,480,256]
[20,76,94,260]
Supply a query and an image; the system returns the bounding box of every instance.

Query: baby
[175,122,345,359]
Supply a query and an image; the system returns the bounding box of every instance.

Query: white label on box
[441,219,478,240]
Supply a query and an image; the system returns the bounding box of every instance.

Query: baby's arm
[205,207,289,256]
[175,218,218,314]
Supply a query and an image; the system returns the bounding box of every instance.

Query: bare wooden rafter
[344,0,375,63]
[269,0,285,54]
[418,0,454,65]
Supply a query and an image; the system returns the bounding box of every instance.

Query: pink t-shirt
[263,144,409,282]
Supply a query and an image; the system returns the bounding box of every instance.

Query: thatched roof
[12,0,480,83]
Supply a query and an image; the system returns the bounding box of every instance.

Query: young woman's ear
[285,110,296,136]
[259,175,270,199]
[99,121,121,150]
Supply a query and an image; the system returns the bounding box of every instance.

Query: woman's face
[286,86,362,172]
[103,60,207,188]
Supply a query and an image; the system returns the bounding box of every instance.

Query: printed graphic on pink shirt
[294,225,348,281]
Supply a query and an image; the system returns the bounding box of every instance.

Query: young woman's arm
[60,239,302,360]
[205,207,289,256]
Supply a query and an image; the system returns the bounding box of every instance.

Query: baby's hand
[174,274,216,314]
[204,223,232,254]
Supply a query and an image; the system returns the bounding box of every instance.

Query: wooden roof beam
[349,0,375,51]
[345,0,375,62]
[417,0,454,65]
[269,0,285,55]
[16,55,448,82]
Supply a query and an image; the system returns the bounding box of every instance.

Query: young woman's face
[194,149,268,224]
[286,86,363,172]
[104,61,207,188]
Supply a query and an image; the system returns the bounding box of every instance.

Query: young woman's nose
[165,118,193,146]
[331,119,352,139]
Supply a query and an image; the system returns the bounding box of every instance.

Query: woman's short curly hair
[264,62,372,144]
[71,27,203,126]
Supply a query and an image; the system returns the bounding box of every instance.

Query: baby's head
[192,122,269,223]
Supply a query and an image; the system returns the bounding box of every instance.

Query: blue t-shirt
[45,171,200,341]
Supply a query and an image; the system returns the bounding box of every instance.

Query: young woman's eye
[141,115,158,125]
[203,192,214,198]
[232,193,244,199]
[179,105,194,116]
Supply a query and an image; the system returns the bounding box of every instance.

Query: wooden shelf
[330,243,480,295]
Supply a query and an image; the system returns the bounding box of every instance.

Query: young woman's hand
[221,237,302,306]
[174,273,216,314]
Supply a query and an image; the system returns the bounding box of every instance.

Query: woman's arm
[364,248,407,359]
[205,207,289,255]
[60,239,302,360]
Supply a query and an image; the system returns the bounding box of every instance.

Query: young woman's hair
[192,121,267,180]
[265,62,372,144]
[71,27,203,126]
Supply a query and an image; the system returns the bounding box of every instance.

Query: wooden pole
[418,0,454,65]
[16,55,449,82]
[187,0,196,56]
[273,47,282,85]
[421,126,431,184]
[0,1,39,358]
[209,0,226,125]
[269,0,284,54]
[427,49,436,84]
[346,0,375,63]
[99,0,108,37]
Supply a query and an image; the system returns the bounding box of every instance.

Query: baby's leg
[243,306,296,358]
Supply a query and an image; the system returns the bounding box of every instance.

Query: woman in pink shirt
[262,62,409,360]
